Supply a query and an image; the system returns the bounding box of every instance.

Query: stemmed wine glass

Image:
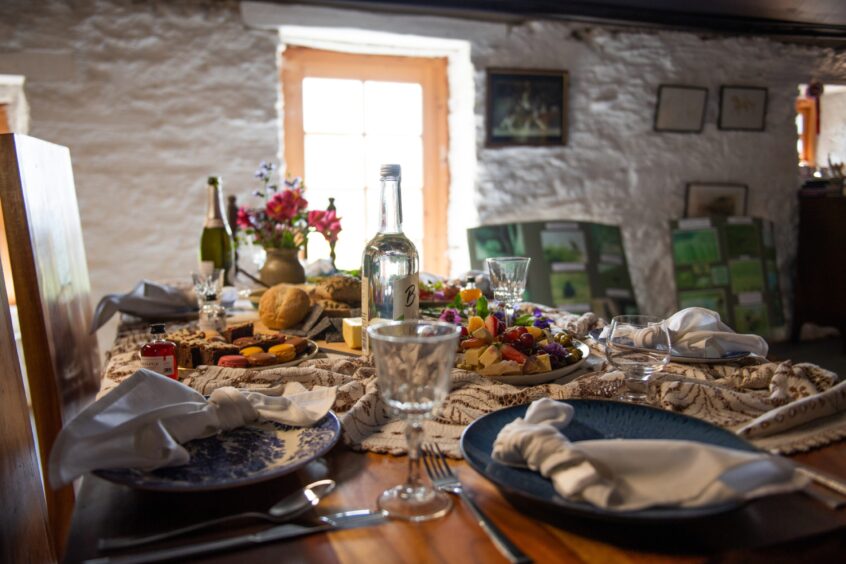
[486,257,531,326]
[605,315,671,402]
[367,320,461,521]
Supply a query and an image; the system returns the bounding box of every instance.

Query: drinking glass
[367,320,461,521]
[486,257,531,325]
[605,315,671,402]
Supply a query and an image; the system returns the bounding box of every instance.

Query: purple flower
[439,308,462,325]
[493,310,506,323]
[533,307,543,317]
[533,317,551,329]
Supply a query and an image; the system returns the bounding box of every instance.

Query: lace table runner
[101,312,845,458]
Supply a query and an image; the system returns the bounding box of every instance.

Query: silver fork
[423,444,532,564]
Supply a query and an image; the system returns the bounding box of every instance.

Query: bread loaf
[259,284,311,329]
[315,275,361,304]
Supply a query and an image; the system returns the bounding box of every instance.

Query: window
[282,47,449,274]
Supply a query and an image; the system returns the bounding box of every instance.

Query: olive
[555,332,573,346]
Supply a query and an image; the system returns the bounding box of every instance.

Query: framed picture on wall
[718,86,768,131]
[653,85,708,133]
[486,68,568,147]
[684,183,748,217]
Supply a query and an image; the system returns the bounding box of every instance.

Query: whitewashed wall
[818,90,846,166]
[3,0,846,335]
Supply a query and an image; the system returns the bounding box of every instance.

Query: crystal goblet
[367,320,461,521]
[486,256,531,325]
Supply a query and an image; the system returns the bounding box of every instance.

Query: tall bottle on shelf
[361,164,420,354]
[199,176,235,285]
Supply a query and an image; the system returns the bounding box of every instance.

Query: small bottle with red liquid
[139,323,178,379]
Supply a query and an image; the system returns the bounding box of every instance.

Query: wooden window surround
[0,104,10,134]
[796,97,817,167]
[281,47,451,275]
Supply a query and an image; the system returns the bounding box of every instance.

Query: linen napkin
[492,398,806,511]
[616,307,769,358]
[49,369,336,487]
[90,280,197,332]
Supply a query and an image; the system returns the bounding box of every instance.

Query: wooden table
[64,439,846,563]
[67,317,846,562]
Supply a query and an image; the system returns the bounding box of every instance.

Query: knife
[83,509,387,564]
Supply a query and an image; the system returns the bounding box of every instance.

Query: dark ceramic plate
[460,400,757,521]
[94,412,341,492]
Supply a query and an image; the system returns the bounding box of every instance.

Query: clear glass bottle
[199,176,236,286]
[361,164,420,353]
[139,323,178,379]
[198,292,227,334]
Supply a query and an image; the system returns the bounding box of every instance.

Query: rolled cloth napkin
[90,280,197,333]
[49,369,336,487]
[611,307,769,358]
[492,398,806,511]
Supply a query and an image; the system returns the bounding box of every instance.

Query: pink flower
[308,210,342,243]
[266,189,308,222]
[236,207,253,229]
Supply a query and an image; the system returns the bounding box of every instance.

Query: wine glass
[486,257,531,325]
[367,320,461,521]
[605,315,671,402]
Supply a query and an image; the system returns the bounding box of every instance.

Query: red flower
[266,189,308,222]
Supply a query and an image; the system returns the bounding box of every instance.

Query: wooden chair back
[0,264,56,563]
[0,133,101,557]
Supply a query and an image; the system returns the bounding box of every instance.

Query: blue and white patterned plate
[460,400,758,521]
[94,412,341,492]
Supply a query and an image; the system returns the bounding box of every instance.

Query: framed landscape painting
[486,68,568,147]
[684,183,748,218]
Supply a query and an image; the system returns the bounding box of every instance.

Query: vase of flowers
[237,161,342,286]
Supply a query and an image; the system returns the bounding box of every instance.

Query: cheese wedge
[342,317,362,349]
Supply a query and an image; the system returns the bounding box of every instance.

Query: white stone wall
[4,0,846,334]
[818,90,846,166]
[0,0,279,348]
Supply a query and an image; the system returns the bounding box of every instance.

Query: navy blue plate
[95,412,341,492]
[460,400,757,521]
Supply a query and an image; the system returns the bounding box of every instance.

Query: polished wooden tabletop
[64,438,846,563]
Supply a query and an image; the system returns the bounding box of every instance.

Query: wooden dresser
[792,195,846,345]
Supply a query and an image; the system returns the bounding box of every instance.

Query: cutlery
[98,479,335,551]
[794,463,846,498]
[802,484,846,510]
[84,509,387,564]
[422,444,532,564]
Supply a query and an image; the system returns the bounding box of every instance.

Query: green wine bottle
[199,176,235,285]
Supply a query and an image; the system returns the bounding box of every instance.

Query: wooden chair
[0,133,101,558]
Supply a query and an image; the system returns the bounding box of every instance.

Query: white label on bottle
[392,273,419,320]
[140,355,176,378]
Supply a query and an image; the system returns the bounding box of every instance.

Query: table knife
[83,509,387,564]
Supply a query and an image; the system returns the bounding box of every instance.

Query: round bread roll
[315,275,361,304]
[259,284,311,329]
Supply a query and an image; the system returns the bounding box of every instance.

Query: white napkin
[49,369,336,487]
[603,307,769,358]
[90,280,197,332]
[492,398,806,511]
